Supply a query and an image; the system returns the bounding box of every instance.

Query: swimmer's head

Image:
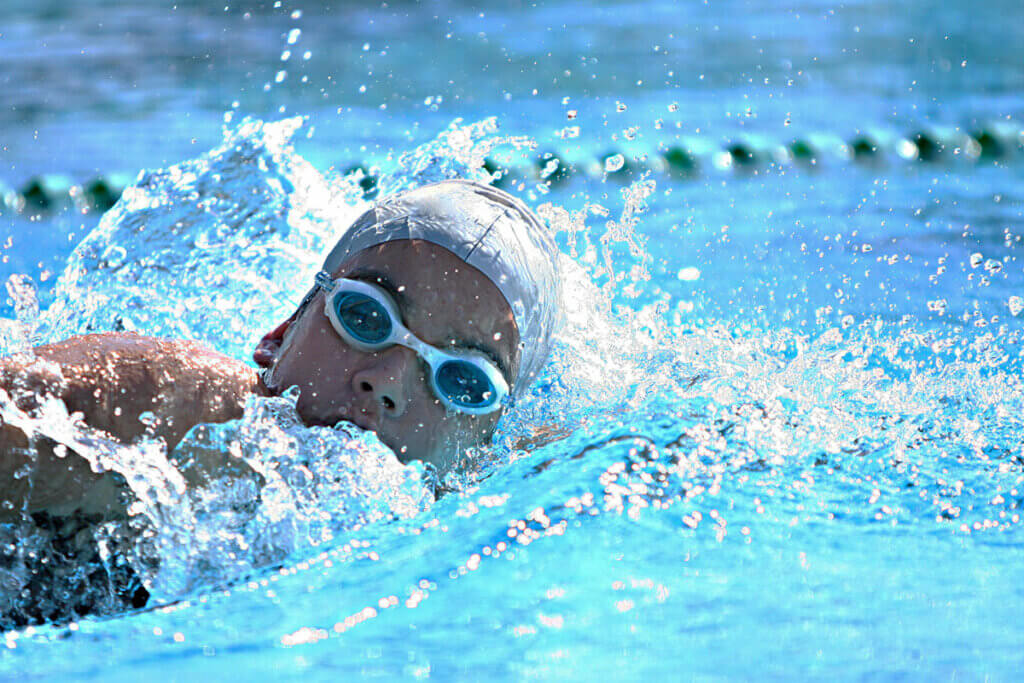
[321,180,561,393]
[255,180,561,473]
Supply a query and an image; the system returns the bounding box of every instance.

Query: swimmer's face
[261,239,520,475]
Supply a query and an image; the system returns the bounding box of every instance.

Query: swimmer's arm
[0,333,263,519]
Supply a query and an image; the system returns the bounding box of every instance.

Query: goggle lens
[334,292,392,344]
[435,360,495,408]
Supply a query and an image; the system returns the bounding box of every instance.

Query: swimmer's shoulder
[21,332,246,371]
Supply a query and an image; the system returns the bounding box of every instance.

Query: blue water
[2,0,1024,680]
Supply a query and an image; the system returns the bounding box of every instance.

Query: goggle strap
[292,272,332,321]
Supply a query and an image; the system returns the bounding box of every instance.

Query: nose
[351,347,412,417]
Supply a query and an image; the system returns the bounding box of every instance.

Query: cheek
[397,397,459,439]
[276,324,350,386]
[442,412,497,446]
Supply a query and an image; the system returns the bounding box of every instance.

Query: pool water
[2,0,1024,679]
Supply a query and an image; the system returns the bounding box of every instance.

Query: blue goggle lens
[334,292,392,344]
[435,360,496,408]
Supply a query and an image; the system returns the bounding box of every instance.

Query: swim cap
[322,180,561,399]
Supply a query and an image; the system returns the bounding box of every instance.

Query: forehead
[334,239,521,373]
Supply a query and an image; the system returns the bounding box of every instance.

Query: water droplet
[102,244,128,267]
[1009,296,1023,316]
[677,267,701,281]
[567,110,577,120]
[969,253,983,268]
[668,102,679,112]
[616,102,627,113]
[604,154,625,172]
[287,28,301,45]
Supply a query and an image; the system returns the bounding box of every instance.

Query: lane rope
[3,122,1021,214]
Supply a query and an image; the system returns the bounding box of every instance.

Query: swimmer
[0,180,561,519]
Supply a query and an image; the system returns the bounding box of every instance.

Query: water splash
[0,382,431,625]
[40,117,359,360]
[474,177,668,483]
[131,390,432,599]
[0,275,40,356]
[379,117,535,195]
[0,114,668,624]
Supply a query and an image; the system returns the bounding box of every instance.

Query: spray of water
[0,114,664,624]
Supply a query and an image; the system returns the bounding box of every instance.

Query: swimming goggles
[305,271,511,415]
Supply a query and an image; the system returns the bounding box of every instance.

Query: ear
[253,318,291,368]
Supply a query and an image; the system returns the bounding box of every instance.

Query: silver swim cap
[322,179,561,398]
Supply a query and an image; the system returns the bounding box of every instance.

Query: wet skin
[259,239,521,474]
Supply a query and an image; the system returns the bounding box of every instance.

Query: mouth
[328,405,379,433]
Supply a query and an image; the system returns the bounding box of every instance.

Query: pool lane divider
[1,173,135,216]
[4,122,1022,215]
